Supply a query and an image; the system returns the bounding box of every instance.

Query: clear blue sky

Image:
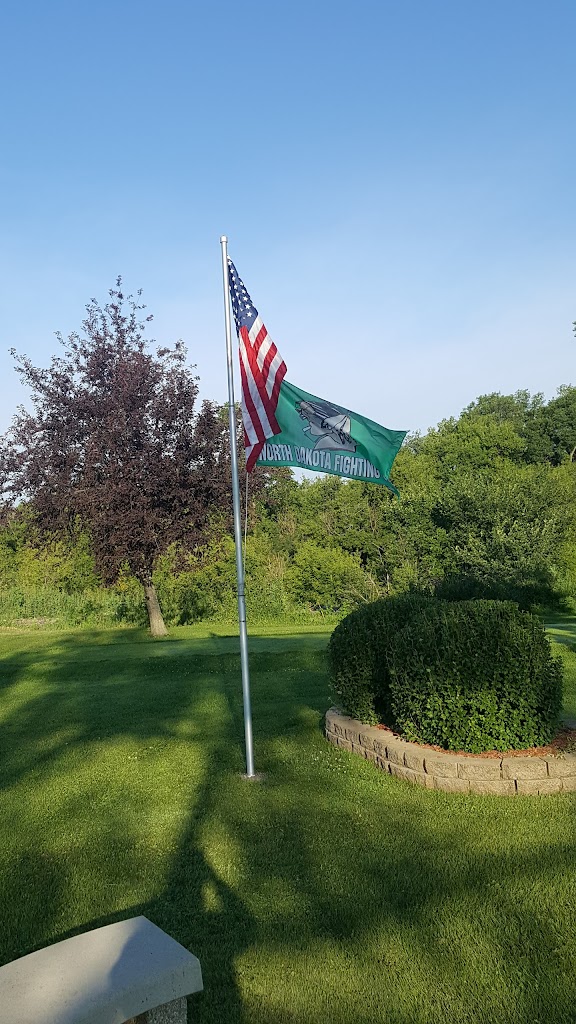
[1,0,574,438]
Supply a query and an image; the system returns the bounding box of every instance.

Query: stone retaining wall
[325,708,576,795]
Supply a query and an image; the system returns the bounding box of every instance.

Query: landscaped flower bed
[326,708,576,795]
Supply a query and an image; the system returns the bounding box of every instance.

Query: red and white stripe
[239,314,287,470]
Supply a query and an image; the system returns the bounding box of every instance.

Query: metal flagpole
[220,235,255,778]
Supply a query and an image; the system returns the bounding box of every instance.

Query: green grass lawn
[545,617,576,720]
[1,622,576,1024]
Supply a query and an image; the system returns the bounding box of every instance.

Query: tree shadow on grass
[0,631,259,1022]
[1,631,576,1022]
[206,740,576,1024]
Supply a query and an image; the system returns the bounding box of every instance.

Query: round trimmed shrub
[386,600,562,752]
[329,597,563,752]
[328,593,432,724]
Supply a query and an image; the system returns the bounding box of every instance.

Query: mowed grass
[1,623,576,1024]
[545,617,576,720]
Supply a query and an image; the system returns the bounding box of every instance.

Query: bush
[329,597,563,752]
[287,541,373,614]
[434,573,559,612]
[386,600,562,752]
[0,584,147,628]
[328,593,432,724]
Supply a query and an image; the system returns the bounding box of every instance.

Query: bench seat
[0,916,203,1024]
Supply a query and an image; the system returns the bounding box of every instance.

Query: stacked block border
[325,708,576,795]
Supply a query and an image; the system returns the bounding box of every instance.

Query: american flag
[228,259,287,471]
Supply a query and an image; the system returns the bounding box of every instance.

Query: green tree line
[2,385,576,629]
[2,284,575,630]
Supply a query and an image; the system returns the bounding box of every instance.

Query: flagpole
[220,235,256,778]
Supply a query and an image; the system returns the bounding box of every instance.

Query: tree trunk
[144,581,168,638]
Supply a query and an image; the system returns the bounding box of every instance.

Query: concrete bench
[0,916,203,1024]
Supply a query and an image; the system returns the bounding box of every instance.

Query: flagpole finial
[220,235,228,243]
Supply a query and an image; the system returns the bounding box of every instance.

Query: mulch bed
[375,722,576,758]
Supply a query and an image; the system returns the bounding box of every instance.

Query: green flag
[256,380,406,495]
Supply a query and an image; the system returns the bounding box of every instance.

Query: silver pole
[220,235,255,778]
